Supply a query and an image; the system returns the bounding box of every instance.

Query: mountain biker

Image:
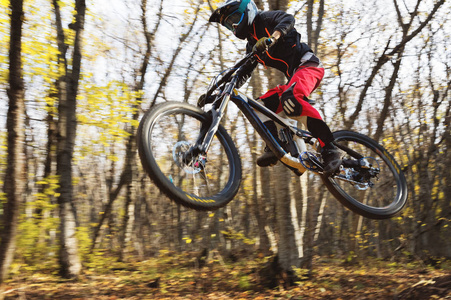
[207,0,342,176]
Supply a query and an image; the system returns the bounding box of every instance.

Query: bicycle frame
[198,70,318,176]
[233,91,312,174]
[137,45,408,216]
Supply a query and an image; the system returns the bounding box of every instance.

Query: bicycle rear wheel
[138,102,242,210]
[321,130,408,219]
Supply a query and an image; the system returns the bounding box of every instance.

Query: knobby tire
[137,102,242,211]
[322,130,408,219]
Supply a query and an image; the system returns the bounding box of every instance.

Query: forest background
[0,0,450,298]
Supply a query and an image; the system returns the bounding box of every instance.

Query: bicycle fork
[185,80,237,163]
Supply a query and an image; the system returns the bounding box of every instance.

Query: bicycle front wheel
[322,130,408,219]
[137,102,242,210]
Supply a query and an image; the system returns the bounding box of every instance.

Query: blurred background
[0,0,449,281]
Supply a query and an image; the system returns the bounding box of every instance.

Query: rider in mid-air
[206,0,342,176]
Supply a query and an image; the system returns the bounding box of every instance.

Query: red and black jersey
[245,10,312,79]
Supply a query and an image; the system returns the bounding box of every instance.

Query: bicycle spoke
[148,111,232,199]
[332,140,399,209]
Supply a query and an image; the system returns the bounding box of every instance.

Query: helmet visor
[221,10,244,32]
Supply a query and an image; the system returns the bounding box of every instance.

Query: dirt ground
[1,257,450,299]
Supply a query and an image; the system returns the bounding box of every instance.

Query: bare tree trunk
[0,0,25,284]
[313,192,326,244]
[298,175,308,258]
[119,182,136,261]
[53,0,86,279]
[262,0,302,286]
[306,0,325,53]
[249,73,271,254]
[275,164,300,286]
[373,49,403,142]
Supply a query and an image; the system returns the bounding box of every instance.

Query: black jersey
[245,10,312,78]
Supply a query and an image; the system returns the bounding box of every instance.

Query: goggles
[221,9,244,32]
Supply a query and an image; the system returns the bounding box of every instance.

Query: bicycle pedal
[300,152,322,171]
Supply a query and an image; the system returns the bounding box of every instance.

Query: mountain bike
[137,49,408,220]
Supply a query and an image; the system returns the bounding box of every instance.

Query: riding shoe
[321,143,342,177]
[256,146,279,167]
[257,120,283,167]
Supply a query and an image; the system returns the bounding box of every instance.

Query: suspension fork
[181,114,211,164]
[199,79,236,154]
[181,81,236,165]
[181,108,224,165]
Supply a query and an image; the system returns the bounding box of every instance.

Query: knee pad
[281,83,303,117]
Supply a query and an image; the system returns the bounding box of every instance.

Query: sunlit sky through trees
[0,0,449,143]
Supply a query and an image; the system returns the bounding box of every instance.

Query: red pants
[259,65,333,146]
[260,66,325,120]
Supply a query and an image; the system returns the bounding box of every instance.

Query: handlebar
[205,52,255,98]
[204,38,276,99]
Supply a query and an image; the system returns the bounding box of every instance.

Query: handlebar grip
[252,37,276,54]
[265,37,274,46]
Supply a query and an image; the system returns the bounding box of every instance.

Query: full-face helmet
[209,0,258,39]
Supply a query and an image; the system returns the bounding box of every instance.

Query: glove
[253,36,276,53]
[197,94,215,108]
[236,59,258,89]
